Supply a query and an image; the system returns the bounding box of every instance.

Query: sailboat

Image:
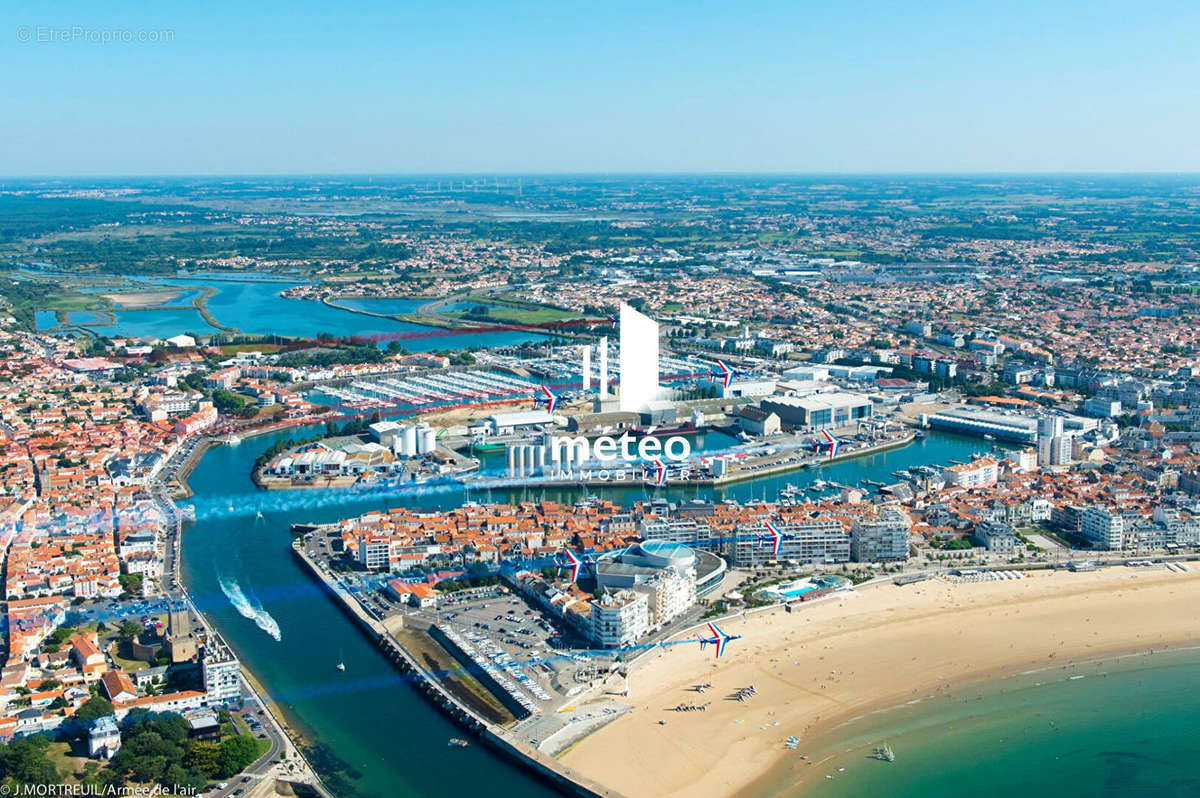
[336,649,346,672]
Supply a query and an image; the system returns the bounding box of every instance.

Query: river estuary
[179,426,1000,798]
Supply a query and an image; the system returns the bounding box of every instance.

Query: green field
[443,295,581,325]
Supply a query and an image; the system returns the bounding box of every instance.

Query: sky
[2,0,1200,175]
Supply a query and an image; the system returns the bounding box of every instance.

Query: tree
[217,735,261,777]
[184,741,221,778]
[163,763,205,793]
[118,620,142,639]
[0,734,60,786]
[106,714,199,788]
[119,574,143,596]
[74,696,114,725]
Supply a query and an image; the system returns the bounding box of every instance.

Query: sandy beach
[560,566,1200,798]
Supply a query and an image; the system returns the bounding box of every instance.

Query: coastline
[559,566,1200,798]
[167,424,334,797]
[173,559,334,798]
[162,422,1000,797]
[740,642,1200,798]
[173,417,315,497]
[288,539,625,798]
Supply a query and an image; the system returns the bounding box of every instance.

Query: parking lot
[403,591,612,713]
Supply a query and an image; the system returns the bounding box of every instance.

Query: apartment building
[850,510,911,562]
[941,458,1000,488]
[590,590,649,648]
[730,519,850,566]
[356,535,394,571]
[1080,507,1125,550]
[201,647,242,706]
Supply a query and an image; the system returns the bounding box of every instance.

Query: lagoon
[71,277,549,351]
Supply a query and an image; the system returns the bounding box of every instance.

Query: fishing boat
[873,744,896,762]
[447,738,469,748]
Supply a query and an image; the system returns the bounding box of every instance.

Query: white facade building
[590,590,649,647]
[974,520,1019,553]
[850,510,911,562]
[87,716,122,759]
[1007,448,1038,472]
[731,519,850,566]
[618,303,661,412]
[1080,507,1125,550]
[941,458,1000,488]
[202,650,242,706]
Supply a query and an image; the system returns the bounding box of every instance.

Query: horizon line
[4,170,1200,182]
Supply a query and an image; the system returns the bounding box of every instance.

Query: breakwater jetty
[290,541,625,798]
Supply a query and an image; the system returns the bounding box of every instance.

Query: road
[148,435,332,797]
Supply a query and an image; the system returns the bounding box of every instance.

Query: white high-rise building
[202,646,242,706]
[1037,415,1073,467]
[598,336,609,397]
[850,510,912,562]
[1080,507,1125,550]
[590,590,649,648]
[618,303,660,412]
[1037,415,1064,440]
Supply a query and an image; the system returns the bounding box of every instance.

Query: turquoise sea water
[178,430,1000,798]
[762,648,1200,798]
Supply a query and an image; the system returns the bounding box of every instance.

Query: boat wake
[218,573,282,642]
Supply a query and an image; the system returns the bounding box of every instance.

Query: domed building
[593,541,727,633]
[612,540,696,571]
